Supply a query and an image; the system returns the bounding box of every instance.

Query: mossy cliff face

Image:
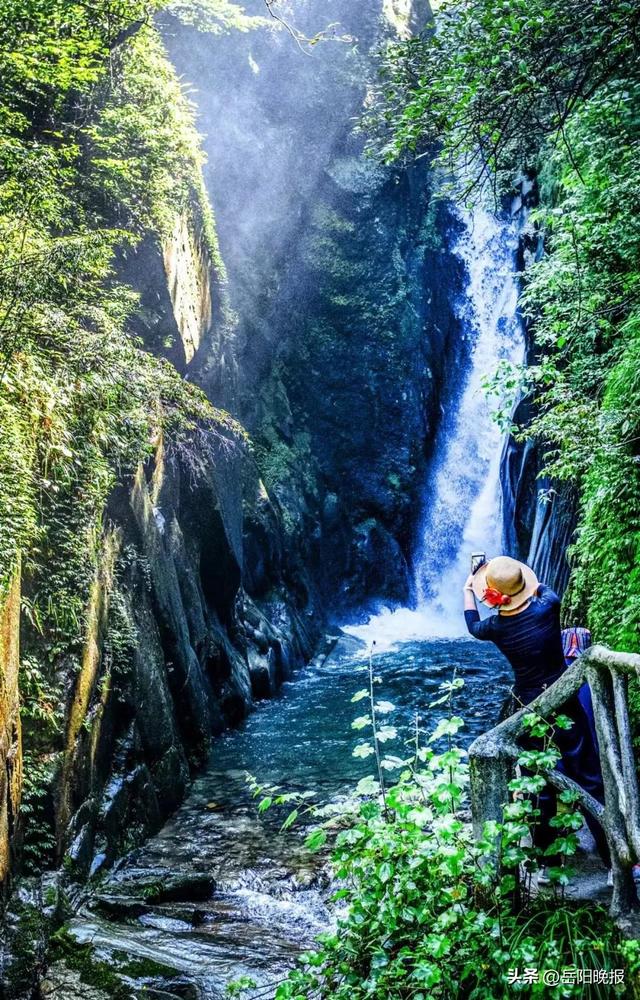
[0,9,316,944]
[8,231,314,895]
[166,0,465,616]
[2,213,316,995]
[280,166,462,610]
[51,431,314,882]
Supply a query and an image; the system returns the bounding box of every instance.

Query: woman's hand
[463,573,477,612]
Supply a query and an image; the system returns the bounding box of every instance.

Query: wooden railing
[468,644,640,935]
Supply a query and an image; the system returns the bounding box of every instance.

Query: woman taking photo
[463,555,609,882]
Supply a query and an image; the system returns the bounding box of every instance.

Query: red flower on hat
[482,587,512,607]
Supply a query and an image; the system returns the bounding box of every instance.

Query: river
[62,635,510,999]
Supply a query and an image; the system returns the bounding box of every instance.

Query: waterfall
[346,205,524,647]
[412,206,524,624]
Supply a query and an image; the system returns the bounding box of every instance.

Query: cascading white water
[346,206,524,648]
[412,206,525,622]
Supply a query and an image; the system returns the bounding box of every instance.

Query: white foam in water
[344,604,460,652]
[345,206,524,651]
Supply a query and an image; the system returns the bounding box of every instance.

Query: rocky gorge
[0,1,578,996]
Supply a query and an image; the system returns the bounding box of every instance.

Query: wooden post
[469,731,516,851]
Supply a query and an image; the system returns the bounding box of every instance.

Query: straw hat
[472,555,538,610]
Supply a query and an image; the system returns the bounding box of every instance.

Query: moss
[302,232,367,283]
[418,194,443,252]
[255,432,317,500]
[0,354,50,598]
[54,530,119,839]
[311,203,357,235]
[111,951,180,979]
[4,915,42,995]
[255,439,295,488]
[0,569,22,884]
[64,533,119,753]
[50,929,132,999]
[103,587,138,678]
[43,885,58,907]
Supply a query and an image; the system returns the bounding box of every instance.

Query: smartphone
[471,552,486,575]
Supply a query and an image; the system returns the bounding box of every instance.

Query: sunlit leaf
[377,725,398,743]
[374,700,395,715]
[352,715,371,730]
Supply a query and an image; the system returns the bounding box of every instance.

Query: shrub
[239,663,628,999]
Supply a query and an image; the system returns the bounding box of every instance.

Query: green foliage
[226,976,259,997]
[521,82,640,651]
[19,751,59,872]
[0,1,158,122]
[86,26,211,238]
[166,0,268,34]
[371,0,640,199]
[19,654,63,739]
[103,587,139,677]
[239,676,626,999]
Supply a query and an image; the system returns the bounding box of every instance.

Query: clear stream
[67,637,510,999]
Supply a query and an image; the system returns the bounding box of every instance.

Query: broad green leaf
[374,700,395,715]
[304,828,327,852]
[355,775,380,796]
[280,808,299,831]
[352,715,371,730]
[376,725,398,743]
